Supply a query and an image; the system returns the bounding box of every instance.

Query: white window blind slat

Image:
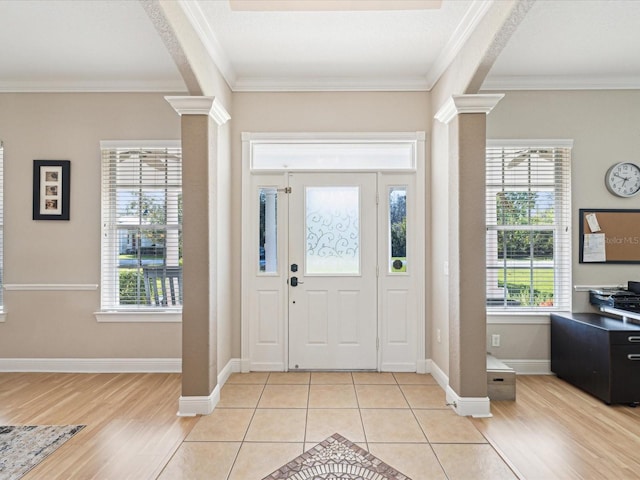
[101,143,182,310]
[486,141,572,311]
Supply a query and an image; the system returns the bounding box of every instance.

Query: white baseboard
[0,357,181,373]
[430,359,491,418]
[177,358,241,416]
[178,384,220,416]
[502,359,551,375]
[446,385,492,418]
[428,359,449,391]
[218,357,242,386]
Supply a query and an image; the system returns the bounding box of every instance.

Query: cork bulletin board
[579,208,640,263]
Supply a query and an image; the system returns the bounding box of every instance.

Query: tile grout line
[303,374,310,451]
[225,373,269,480]
[221,372,481,479]
[397,375,452,479]
[351,372,371,452]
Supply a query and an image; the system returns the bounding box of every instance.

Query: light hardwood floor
[0,372,198,479]
[2,372,640,479]
[472,375,640,480]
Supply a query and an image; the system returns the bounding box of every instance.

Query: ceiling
[0,0,639,93]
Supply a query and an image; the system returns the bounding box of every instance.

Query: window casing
[100,141,182,311]
[486,140,572,312]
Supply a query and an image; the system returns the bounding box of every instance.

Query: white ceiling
[0,0,639,93]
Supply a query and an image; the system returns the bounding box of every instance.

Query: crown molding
[481,74,640,91]
[165,96,231,125]
[177,0,237,89]
[424,0,493,90]
[210,98,232,125]
[434,93,504,124]
[165,95,215,115]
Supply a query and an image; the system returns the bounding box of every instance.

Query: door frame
[241,132,426,372]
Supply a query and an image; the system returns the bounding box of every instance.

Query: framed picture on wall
[33,160,71,220]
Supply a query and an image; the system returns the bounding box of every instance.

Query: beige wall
[486,89,640,361]
[0,92,182,359]
[230,91,431,358]
[6,88,630,370]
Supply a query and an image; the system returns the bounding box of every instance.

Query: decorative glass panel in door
[305,186,359,275]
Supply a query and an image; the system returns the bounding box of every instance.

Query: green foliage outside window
[119,270,147,305]
[495,191,556,306]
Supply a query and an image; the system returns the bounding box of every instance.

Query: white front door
[288,173,378,370]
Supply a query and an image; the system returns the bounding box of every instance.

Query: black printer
[590,281,640,313]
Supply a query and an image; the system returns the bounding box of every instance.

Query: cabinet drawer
[610,332,640,345]
[610,346,640,404]
[611,346,640,363]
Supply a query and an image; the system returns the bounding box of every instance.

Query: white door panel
[288,173,377,370]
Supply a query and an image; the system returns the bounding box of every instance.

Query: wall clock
[605,162,640,197]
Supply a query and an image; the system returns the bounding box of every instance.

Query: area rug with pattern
[262,433,412,480]
[0,425,85,480]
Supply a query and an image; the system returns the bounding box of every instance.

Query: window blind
[486,140,572,311]
[100,141,182,310]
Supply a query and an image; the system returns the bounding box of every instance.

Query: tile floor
[159,372,518,480]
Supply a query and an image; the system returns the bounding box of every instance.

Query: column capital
[165,96,231,126]
[434,94,505,124]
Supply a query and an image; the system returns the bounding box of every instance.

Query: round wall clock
[605,162,640,197]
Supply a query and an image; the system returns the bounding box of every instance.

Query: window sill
[487,311,559,325]
[94,310,182,323]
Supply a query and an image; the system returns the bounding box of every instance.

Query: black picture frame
[33,160,70,220]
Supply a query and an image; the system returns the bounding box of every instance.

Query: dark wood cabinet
[551,312,640,404]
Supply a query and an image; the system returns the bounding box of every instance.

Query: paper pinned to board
[585,213,601,232]
[583,233,606,262]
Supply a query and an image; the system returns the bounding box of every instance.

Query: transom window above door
[247,132,420,171]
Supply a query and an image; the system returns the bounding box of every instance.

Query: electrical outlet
[491,334,501,347]
[437,328,441,343]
